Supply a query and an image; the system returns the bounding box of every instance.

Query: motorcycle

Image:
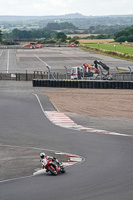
[41,157,65,175]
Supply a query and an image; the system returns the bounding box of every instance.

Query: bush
[127,35,133,42]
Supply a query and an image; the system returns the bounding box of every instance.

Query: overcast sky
[0,0,133,16]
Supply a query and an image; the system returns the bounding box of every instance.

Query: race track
[0,47,133,200]
[0,47,133,73]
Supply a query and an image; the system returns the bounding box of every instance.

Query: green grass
[85,43,133,55]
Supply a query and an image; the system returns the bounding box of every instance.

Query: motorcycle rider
[40,152,62,172]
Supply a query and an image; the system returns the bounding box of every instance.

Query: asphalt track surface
[0,47,133,73]
[0,48,133,200]
[0,82,133,200]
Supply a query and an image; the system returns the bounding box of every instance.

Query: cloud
[0,0,133,16]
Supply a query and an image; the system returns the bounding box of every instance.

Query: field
[67,34,98,38]
[79,39,114,44]
[84,43,133,55]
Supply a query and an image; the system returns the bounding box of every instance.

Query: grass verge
[80,44,133,61]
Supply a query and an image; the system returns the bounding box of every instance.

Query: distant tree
[127,35,133,42]
[46,23,60,30]
[46,22,77,30]
[3,28,57,40]
[42,39,56,44]
[67,36,71,40]
[96,34,109,39]
[11,29,21,40]
[57,32,67,42]
[0,30,3,42]
[114,25,133,42]
[74,40,79,45]
[115,36,127,42]
[69,36,79,45]
[89,26,95,34]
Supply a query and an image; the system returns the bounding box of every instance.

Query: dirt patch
[45,89,133,119]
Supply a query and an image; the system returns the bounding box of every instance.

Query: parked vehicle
[35,44,43,48]
[71,60,110,80]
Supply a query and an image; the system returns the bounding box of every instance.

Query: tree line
[0,30,2,42]
[114,25,133,42]
[46,22,77,30]
[3,28,57,40]
[1,23,133,43]
[2,28,68,44]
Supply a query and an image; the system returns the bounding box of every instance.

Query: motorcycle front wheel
[61,167,65,173]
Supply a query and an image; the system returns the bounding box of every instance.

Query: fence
[0,72,70,81]
[112,73,133,81]
[0,44,69,49]
[0,70,132,82]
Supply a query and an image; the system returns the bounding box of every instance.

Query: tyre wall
[32,79,133,89]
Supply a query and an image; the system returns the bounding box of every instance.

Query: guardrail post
[128,67,132,81]
[46,66,51,80]
[98,66,102,80]
[26,70,28,81]
[64,66,68,79]
[19,73,20,81]
[82,66,85,80]
[33,71,35,79]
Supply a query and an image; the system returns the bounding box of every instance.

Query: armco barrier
[32,79,133,89]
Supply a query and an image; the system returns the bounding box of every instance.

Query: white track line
[0,50,3,57]
[34,94,131,137]
[34,54,50,68]
[7,50,10,73]
[34,93,46,115]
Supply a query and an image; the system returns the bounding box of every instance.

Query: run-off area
[0,145,83,182]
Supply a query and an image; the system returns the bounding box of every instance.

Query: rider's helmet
[40,152,46,159]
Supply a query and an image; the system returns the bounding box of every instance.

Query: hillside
[0,13,86,21]
[0,13,133,33]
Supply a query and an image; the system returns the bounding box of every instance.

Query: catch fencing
[0,72,70,81]
[112,73,133,81]
[0,71,132,82]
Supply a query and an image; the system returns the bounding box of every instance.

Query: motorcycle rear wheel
[48,167,57,175]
